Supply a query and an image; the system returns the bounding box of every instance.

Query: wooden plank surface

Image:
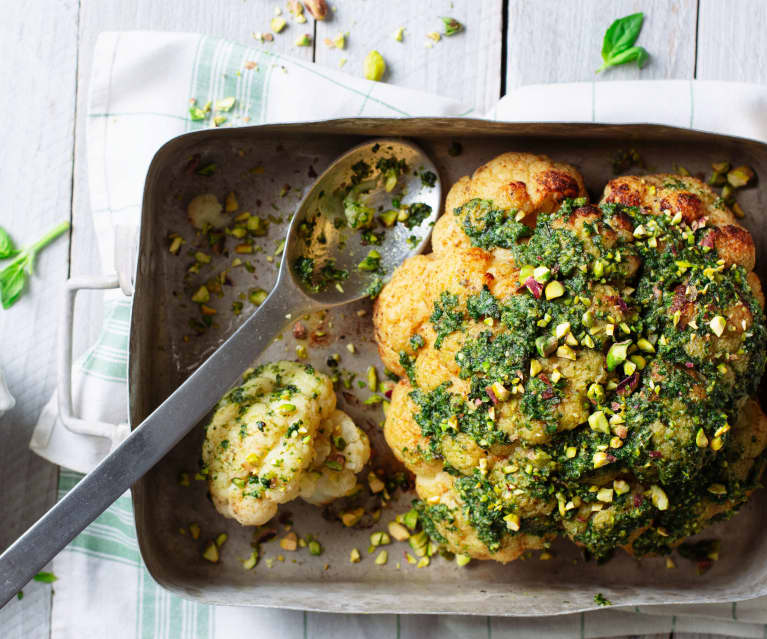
[0,0,79,637]
[314,0,503,113]
[5,2,767,639]
[506,0,698,90]
[697,0,767,84]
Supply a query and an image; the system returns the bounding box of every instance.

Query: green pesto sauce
[405,196,767,561]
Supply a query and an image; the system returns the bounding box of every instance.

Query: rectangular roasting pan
[129,119,767,616]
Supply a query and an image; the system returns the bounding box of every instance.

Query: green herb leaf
[0,221,69,309]
[0,228,17,259]
[597,13,650,73]
[0,259,27,309]
[33,571,58,583]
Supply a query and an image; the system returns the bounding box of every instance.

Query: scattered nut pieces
[363,50,386,82]
[271,16,287,33]
[388,521,410,541]
[304,0,329,20]
[368,471,385,493]
[441,17,464,36]
[280,532,298,551]
[202,541,219,563]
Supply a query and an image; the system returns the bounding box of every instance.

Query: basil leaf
[33,571,58,584]
[606,46,650,69]
[0,259,28,309]
[597,13,649,73]
[0,227,17,259]
[602,12,644,60]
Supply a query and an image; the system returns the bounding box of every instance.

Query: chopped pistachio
[529,359,543,377]
[370,531,391,547]
[416,556,430,568]
[271,16,287,33]
[341,508,364,527]
[455,553,471,567]
[333,32,346,49]
[363,50,386,82]
[727,165,755,188]
[295,34,311,47]
[242,549,259,570]
[213,115,227,127]
[295,344,308,360]
[545,280,565,300]
[225,191,238,212]
[368,472,385,493]
[588,411,610,434]
[308,540,322,555]
[503,512,521,531]
[191,285,210,304]
[366,365,378,390]
[636,337,655,353]
[592,451,610,469]
[202,541,220,563]
[349,548,361,563]
[606,340,630,371]
[696,428,709,448]
[587,383,605,404]
[169,236,184,255]
[280,532,298,551]
[613,479,630,495]
[535,335,557,358]
[249,288,268,305]
[403,508,419,530]
[374,550,388,565]
[189,105,206,121]
[565,446,577,459]
[649,485,669,511]
[409,531,428,556]
[710,436,724,451]
[597,488,614,503]
[707,483,727,496]
[556,344,576,360]
[709,315,726,337]
[441,16,464,36]
[394,26,405,42]
[189,522,201,540]
[215,97,236,112]
[388,521,410,541]
[426,31,441,43]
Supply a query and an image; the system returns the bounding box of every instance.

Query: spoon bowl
[280,138,441,305]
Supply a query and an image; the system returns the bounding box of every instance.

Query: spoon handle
[0,289,303,607]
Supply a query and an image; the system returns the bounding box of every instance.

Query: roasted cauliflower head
[202,361,370,526]
[374,153,767,563]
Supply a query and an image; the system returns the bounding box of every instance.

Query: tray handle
[57,225,136,441]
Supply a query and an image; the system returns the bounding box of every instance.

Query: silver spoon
[0,138,440,606]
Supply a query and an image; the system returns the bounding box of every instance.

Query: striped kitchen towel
[9,30,767,639]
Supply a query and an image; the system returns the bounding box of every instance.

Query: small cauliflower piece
[187,193,228,230]
[300,409,370,505]
[202,361,370,526]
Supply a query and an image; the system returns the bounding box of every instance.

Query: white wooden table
[0,1,763,637]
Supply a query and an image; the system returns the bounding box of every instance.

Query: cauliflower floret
[300,409,371,505]
[202,361,370,526]
[187,193,228,229]
[375,152,767,563]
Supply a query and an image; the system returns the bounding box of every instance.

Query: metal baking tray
[129,119,767,616]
